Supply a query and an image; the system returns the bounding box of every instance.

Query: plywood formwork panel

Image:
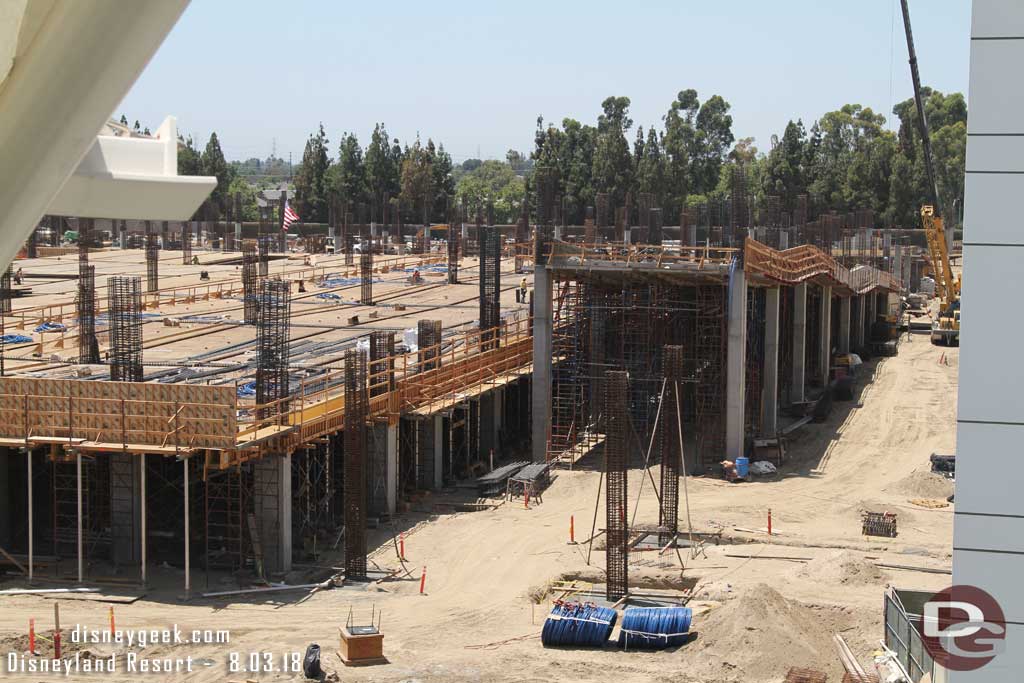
[0,377,236,450]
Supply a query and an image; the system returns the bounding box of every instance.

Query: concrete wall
[951,2,1024,680]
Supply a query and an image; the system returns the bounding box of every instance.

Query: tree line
[175,84,965,230]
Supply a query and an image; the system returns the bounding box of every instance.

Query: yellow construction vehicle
[920,205,960,345]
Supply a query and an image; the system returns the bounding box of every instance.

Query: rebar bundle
[242,240,259,325]
[604,370,629,601]
[108,276,143,382]
[145,232,159,293]
[659,346,684,545]
[255,278,291,422]
[417,319,442,372]
[479,227,501,349]
[359,245,373,305]
[343,349,369,579]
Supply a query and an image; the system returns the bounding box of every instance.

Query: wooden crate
[338,626,386,666]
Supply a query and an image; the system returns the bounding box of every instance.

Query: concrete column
[0,449,8,547]
[779,230,789,250]
[386,423,398,516]
[725,266,748,459]
[819,286,832,386]
[433,413,444,490]
[866,291,876,342]
[792,283,807,403]
[762,288,780,436]
[687,224,697,246]
[254,454,292,575]
[109,452,141,565]
[531,265,553,463]
[838,296,851,354]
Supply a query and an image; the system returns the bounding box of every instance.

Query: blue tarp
[1,334,33,344]
[236,381,257,398]
[34,322,66,333]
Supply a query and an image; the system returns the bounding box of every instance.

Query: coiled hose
[617,606,693,649]
[541,601,617,648]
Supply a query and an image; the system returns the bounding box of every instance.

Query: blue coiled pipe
[617,606,693,649]
[541,602,617,648]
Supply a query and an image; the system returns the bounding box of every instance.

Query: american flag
[282,201,299,231]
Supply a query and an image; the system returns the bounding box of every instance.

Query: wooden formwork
[0,378,237,452]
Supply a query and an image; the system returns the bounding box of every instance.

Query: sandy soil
[0,332,957,682]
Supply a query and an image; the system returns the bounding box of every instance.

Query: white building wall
[952,2,1024,680]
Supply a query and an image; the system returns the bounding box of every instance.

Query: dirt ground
[0,331,958,683]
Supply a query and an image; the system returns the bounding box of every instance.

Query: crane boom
[899,0,942,217]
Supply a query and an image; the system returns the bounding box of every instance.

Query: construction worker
[518,277,528,303]
[412,269,422,284]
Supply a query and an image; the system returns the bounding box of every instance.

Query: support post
[26,450,32,583]
[531,265,553,463]
[792,283,807,404]
[433,414,444,490]
[820,286,833,386]
[183,458,190,597]
[386,424,398,516]
[762,288,780,436]
[76,452,82,583]
[855,295,866,349]
[140,453,146,585]
[838,296,851,354]
[725,265,747,459]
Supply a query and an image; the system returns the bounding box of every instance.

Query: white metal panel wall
[953,2,1024,680]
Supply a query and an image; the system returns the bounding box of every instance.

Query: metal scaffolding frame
[255,278,291,422]
[204,463,254,574]
[343,350,368,579]
[108,276,143,382]
[604,370,629,601]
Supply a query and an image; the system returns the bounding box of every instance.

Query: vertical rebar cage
[604,370,629,601]
[242,240,259,325]
[659,346,684,544]
[255,279,291,423]
[359,246,373,305]
[479,227,501,349]
[343,350,369,579]
[108,276,143,381]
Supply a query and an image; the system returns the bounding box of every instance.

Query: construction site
[0,175,963,682]
[1,0,995,681]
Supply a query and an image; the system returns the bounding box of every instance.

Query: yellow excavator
[901,0,960,346]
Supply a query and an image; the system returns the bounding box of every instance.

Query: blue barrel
[542,602,617,648]
[735,456,750,478]
[617,606,693,649]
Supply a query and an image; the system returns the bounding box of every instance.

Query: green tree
[591,96,634,207]
[635,126,668,203]
[365,123,402,220]
[325,132,367,214]
[200,132,234,212]
[400,137,435,223]
[692,95,734,194]
[177,135,202,176]
[292,123,331,222]
[226,177,259,221]
[430,141,455,221]
[455,160,526,223]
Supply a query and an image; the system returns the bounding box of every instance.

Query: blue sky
[119,0,971,164]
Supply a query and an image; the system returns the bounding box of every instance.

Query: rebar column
[343,350,368,579]
[417,319,442,372]
[145,231,159,293]
[242,240,259,325]
[255,279,291,423]
[660,346,684,545]
[368,330,395,397]
[108,276,143,381]
[479,226,501,349]
[359,244,373,305]
[77,262,99,364]
[182,221,192,265]
[604,370,629,601]
[258,236,270,277]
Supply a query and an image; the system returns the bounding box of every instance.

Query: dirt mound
[886,470,954,500]
[684,583,858,682]
[792,550,888,587]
